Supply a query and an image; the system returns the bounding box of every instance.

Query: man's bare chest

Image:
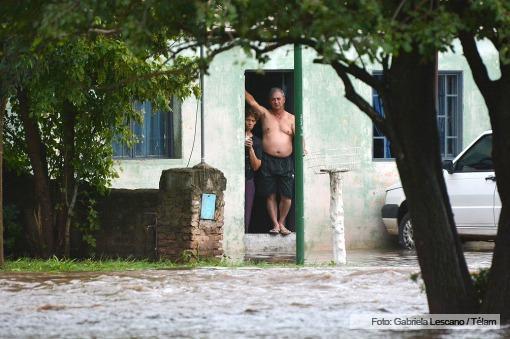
[263,115,293,136]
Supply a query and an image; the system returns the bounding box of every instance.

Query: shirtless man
[245,88,294,235]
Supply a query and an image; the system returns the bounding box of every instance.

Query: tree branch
[328,60,388,135]
[88,28,119,36]
[392,0,408,21]
[0,95,5,266]
[331,57,383,92]
[351,40,368,72]
[247,41,290,59]
[458,31,494,93]
[382,55,390,73]
[490,34,503,51]
[99,65,198,93]
[305,41,383,91]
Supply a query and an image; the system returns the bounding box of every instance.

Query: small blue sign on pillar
[200,193,217,220]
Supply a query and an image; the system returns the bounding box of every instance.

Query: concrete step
[244,233,296,258]
[243,233,333,263]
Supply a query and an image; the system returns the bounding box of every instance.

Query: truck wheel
[398,212,415,249]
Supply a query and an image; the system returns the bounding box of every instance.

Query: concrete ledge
[243,233,336,263]
[244,233,296,256]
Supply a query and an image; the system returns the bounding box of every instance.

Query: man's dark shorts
[258,152,294,198]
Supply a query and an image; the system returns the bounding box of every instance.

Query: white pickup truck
[381,130,499,249]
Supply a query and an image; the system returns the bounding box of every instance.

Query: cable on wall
[186,99,200,167]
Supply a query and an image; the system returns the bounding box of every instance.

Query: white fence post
[328,170,347,265]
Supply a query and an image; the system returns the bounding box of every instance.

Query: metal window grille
[372,71,463,160]
[437,72,463,159]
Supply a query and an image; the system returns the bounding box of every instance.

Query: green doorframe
[294,44,305,265]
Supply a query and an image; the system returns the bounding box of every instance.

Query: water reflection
[0,249,506,338]
[246,247,494,269]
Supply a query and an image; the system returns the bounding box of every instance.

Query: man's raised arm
[245,90,268,118]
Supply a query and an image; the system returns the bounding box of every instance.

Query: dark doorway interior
[245,70,295,233]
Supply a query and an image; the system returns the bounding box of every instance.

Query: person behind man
[245,88,294,236]
[244,109,262,233]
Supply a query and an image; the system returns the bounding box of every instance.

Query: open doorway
[245,70,295,234]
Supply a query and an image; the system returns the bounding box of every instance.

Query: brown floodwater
[0,249,508,338]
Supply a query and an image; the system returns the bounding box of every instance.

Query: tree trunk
[55,100,77,257]
[384,49,478,313]
[0,95,6,266]
[459,32,510,321]
[477,70,510,322]
[17,88,54,258]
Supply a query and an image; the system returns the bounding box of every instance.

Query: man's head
[245,109,258,131]
[268,87,285,111]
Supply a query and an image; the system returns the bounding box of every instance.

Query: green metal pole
[294,44,305,265]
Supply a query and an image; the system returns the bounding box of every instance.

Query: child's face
[245,116,256,131]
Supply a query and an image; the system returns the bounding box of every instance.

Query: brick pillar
[157,163,227,260]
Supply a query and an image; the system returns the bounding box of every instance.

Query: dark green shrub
[472,268,490,304]
[3,204,23,255]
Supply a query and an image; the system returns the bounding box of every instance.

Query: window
[113,100,181,159]
[372,72,463,160]
[455,134,493,172]
[437,72,462,159]
[372,74,390,159]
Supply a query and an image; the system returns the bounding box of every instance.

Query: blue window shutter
[112,100,173,159]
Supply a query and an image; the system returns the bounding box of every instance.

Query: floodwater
[1,248,508,338]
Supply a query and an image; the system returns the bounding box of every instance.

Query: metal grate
[308,147,361,174]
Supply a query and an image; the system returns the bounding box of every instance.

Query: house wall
[111,41,498,260]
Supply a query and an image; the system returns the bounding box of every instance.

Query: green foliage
[5,36,198,191]
[179,249,198,264]
[471,268,490,304]
[2,257,180,272]
[1,257,298,272]
[410,272,425,293]
[412,268,491,302]
[196,1,462,67]
[73,193,101,253]
[1,1,200,255]
[458,0,510,64]
[3,110,30,174]
[3,205,24,254]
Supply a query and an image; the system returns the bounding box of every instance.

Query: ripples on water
[0,249,506,338]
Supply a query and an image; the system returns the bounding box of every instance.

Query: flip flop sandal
[279,226,291,236]
[269,228,280,235]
